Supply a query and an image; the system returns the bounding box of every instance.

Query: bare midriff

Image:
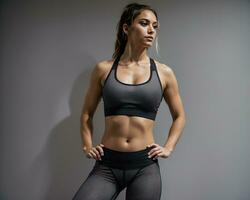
[100,115,155,152]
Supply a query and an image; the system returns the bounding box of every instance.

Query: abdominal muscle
[100,115,155,152]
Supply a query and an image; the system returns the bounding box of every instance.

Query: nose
[148,25,155,34]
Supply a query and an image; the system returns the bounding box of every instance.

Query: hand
[147,143,172,160]
[84,144,105,161]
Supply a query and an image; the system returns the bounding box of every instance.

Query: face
[124,10,159,48]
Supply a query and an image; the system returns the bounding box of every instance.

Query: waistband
[97,146,158,170]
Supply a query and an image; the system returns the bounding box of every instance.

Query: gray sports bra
[101,56,164,120]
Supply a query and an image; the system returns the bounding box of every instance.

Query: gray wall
[1,0,249,200]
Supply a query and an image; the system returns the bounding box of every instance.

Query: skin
[81,10,186,161]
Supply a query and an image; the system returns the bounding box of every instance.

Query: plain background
[1,0,250,199]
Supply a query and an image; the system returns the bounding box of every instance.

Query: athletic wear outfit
[102,55,163,120]
[72,56,164,200]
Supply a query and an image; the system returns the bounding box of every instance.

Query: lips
[145,36,154,40]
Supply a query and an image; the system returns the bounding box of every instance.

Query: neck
[120,42,149,65]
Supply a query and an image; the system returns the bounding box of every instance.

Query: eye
[140,22,147,26]
[140,21,159,29]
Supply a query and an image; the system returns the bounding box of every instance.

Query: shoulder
[92,58,114,76]
[93,58,115,86]
[152,59,175,88]
[153,59,174,76]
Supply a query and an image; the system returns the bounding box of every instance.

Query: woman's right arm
[80,62,104,157]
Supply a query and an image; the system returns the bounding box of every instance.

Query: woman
[72,3,185,200]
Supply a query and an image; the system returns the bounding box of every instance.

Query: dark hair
[112,3,159,60]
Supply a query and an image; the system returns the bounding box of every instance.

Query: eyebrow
[139,18,158,24]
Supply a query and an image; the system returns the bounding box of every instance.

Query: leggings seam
[127,162,159,187]
[126,166,144,187]
[109,167,123,190]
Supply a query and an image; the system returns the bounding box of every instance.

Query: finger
[99,144,105,147]
[149,149,162,158]
[87,149,97,160]
[96,145,104,156]
[91,148,100,160]
[92,148,101,160]
[152,156,159,160]
[149,143,159,148]
[87,151,94,159]
[156,151,164,158]
[147,143,156,148]
[148,147,161,155]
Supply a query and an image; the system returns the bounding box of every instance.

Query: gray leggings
[72,146,162,200]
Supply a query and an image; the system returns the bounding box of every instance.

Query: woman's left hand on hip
[147,143,172,159]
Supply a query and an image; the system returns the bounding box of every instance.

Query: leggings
[72,146,162,200]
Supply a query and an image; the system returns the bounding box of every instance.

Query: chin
[144,44,152,48]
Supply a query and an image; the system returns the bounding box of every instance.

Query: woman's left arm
[162,65,186,153]
[147,64,186,159]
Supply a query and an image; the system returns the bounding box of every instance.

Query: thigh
[125,162,162,200]
[72,161,121,200]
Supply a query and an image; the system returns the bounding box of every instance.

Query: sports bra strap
[111,56,121,70]
[150,57,156,71]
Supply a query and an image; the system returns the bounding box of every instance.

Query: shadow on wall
[28,54,108,199]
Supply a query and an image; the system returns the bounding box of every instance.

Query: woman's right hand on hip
[84,144,105,160]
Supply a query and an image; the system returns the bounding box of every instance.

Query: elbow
[180,112,186,125]
[182,116,186,127]
[181,114,186,128]
[173,112,186,125]
[81,111,94,123]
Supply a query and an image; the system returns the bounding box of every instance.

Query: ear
[122,23,129,35]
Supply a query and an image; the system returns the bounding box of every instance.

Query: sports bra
[101,56,164,121]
